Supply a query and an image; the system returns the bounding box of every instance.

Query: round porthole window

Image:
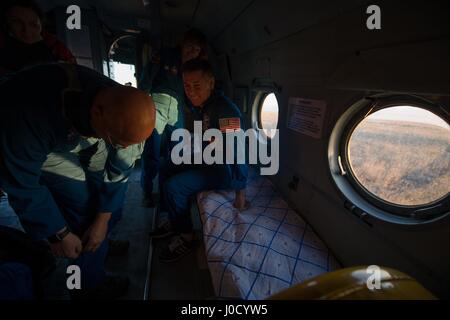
[329,95,450,224]
[259,93,279,139]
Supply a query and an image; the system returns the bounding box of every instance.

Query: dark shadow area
[149,207,215,300]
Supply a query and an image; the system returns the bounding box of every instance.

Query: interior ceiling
[40,1,372,45]
[40,0,150,18]
[44,0,256,34]
[158,0,371,48]
[160,0,254,39]
[90,0,149,17]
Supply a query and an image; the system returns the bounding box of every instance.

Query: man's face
[183,70,215,107]
[6,6,43,44]
[181,41,202,63]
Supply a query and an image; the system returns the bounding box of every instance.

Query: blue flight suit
[138,47,185,196]
[161,90,248,233]
[0,262,34,300]
[0,63,144,290]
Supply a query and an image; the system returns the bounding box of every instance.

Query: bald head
[91,86,156,148]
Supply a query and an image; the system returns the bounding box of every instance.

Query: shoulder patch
[219,117,241,133]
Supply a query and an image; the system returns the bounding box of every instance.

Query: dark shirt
[138,47,185,102]
[0,37,57,73]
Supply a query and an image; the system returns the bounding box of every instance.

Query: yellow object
[268,266,436,300]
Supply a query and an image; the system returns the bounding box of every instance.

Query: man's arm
[82,142,144,252]
[81,212,111,252]
[0,132,67,240]
[0,128,83,258]
[98,142,144,213]
[216,100,249,210]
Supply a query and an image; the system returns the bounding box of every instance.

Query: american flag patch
[219,117,241,133]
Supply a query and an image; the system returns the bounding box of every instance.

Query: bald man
[0,63,155,299]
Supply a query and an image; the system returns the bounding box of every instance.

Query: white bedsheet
[197,169,341,299]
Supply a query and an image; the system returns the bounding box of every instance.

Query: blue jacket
[200,91,248,190]
[0,63,141,239]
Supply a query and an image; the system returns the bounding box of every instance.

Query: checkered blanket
[197,169,341,299]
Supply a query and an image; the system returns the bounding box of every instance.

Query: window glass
[260,93,279,138]
[348,106,450,206]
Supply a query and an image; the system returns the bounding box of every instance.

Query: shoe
[159,235,196,263]
[142,194,156,208]
[107,239,130,257]
[150,220,175,239]
[71,275,129,300]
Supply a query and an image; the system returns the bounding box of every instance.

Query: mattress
[197,169,341,299]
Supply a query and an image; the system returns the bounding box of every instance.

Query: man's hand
[50,232,82,259]
[233,189,250,211]
[82,213,111,252]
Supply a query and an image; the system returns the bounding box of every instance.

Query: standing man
[0,63,155,298]
[0,0,76,75]
[0,0,77,203]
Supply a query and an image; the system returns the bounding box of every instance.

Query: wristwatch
[48,227,70,243]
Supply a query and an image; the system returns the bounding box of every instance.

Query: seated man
[154,58,248,263]
[0,63,155,298]
[138,29,208,208]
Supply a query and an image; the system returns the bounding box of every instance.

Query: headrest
[268,265,436,300]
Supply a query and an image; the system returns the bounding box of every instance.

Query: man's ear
[90,105,98,121]
[90,104,105,129]
[208,77,215,91]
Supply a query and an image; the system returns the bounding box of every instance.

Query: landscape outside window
[109,62,137,87]
[348,106,450,206]
[260,93,279,139]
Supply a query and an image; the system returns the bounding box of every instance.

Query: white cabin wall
[212,0,450,297]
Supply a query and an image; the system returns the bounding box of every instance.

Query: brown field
[348,120,450,206]
[261,111,278,137]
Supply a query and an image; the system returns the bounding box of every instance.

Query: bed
[196,168,341,299]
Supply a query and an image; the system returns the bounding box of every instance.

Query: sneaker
[159,235,196,263]
[107,239,130,257]
[150,220,175,239]
[71,275,129,300]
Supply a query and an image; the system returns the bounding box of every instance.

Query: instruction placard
[286,97,327,139]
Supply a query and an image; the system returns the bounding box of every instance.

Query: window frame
[329,94,450,225]
[250,79,281,141]
[252,91,280,140]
